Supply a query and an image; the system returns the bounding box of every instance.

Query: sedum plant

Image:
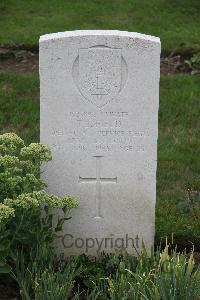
[0,133,78,274]
[0,133,51,200]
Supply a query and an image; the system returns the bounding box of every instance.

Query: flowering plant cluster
[0,133,52,201]
[0,203,15,225]
[0,133,78,273]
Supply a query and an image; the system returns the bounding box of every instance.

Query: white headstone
[40,30,160,256]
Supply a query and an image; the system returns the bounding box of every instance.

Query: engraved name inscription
[51,111,150,153]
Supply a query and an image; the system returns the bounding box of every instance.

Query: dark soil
[0,282,19,300]
[0,48,38,73]
[160,55,185,75]
[0,48,199,75]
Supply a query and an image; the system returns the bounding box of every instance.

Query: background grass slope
[0,0,200,51]
[0,72,39,142]
[0,72,199,247]
[157,75,200,247]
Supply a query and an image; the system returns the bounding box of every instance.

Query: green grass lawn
[0,71,199,247]
[0,0,200,52]
[0,72,39,143]
[157,75,200,247]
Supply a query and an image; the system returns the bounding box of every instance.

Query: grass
[10,244,200,299]
[0,72,39,143]
[157,75,200,247]
[0,71,199,246]
[0,0,200,52]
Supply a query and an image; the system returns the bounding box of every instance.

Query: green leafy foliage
[0,132,78,283]
[8,251,80,300]
[184,52,200,74]
[33,257,80,300]
[0,133,51,200]
[12,243,200,299]
[76,243,200,299]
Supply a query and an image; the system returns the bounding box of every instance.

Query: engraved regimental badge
[73,47,127,108]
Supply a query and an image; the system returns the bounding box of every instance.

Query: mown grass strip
[0,0,200,51]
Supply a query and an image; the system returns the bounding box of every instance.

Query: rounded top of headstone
[39,30,160,44]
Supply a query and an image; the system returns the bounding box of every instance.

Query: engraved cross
[79,156,117,219]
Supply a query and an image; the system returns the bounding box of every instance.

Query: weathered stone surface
[40,30,160,256]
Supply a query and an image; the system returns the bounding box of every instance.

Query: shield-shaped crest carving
[78,48,122,108]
